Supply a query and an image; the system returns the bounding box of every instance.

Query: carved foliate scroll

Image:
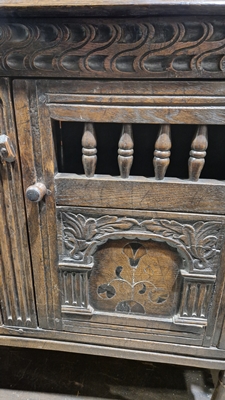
[59,212,222,273]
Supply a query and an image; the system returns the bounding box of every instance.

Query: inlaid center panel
[89,239,182,317]
[57,208,223,330]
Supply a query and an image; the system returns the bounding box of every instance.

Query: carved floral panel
[58,211,224,323]
[89,239,181,317]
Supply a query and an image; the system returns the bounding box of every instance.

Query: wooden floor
[0,346,215,399]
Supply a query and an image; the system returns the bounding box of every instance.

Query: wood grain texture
[118,124,133,179]
[82,123,97,178]
[153,124,171,180]
[1,2,225,18]
[12,79,61,330]
[90,239,182,316]
[57,208,222,334]
[1,334,225,370]
[55,174,225,214]
[2,17,225,78]
[9,38,225,384]
[189,125,208,181]
[0,78,37,328]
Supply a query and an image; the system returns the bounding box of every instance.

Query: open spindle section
[82,122,97,178]
[153,124,171,180]
[189,125,208,182]
[118,124,134,179]
[53,121,225,181]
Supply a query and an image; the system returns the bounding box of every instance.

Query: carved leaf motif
[142,218,222,270]
[141,219,184,240]
[96,215,119,227]
[97,218,139,234]
[61,212,223,271]
[63,212,97,255]
[62,213,139,258]
[64,227,87,256]
[101,221,137,231]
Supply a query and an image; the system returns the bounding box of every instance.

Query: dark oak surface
[2,17,225,79]
[0,78,37,329]
[1,2,225,399]
[1,0,225,17]
[0,346,214,399]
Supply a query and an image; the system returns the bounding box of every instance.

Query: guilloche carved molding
[60,212,223,274]
[1,18,225,78]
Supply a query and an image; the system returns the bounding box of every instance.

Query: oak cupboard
[1,2,225,398]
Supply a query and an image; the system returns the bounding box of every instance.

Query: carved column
[59,265,93,316]
[175,272,215,326]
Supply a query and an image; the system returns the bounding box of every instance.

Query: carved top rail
[2,17,225,78]
[1,1,225,18]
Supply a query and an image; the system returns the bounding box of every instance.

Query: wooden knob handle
[26,182,47,202]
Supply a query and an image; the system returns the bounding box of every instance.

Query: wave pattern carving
[1,19,225,77]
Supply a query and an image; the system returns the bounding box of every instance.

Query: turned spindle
[189,125,208,181]
[153,124,171,180]
[118,124,134,179]
[82,123,97,178]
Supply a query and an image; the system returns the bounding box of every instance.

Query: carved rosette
[57,211,223,326]
[2,19,225,78]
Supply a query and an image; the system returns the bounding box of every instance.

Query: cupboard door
[13,79,225,350]
[0,78,37,328]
